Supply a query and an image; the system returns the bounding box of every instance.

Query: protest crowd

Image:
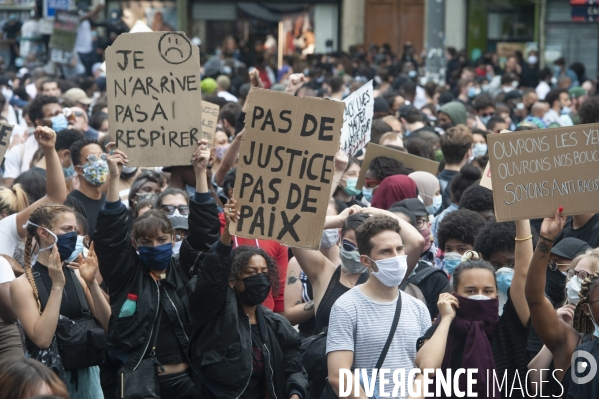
[2,8,599,399]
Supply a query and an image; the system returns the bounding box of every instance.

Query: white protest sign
[340,80,373,157]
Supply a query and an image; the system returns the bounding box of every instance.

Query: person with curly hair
[526,207,599,397]
[415,217,533,399]
[459,183,494,220]
[437,208,487,256]
[187,190,308,399]
[474,221,519,269]
[362,156,414,203]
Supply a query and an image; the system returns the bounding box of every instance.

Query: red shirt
[219,213,288,312]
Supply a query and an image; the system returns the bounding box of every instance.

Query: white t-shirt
[74,20,93,54]
[0,214,20,258]
[3,143,24,179]
[536,81,551,101]
[327,288,431,399]
[0,257,15,284]
[217,91,239,103]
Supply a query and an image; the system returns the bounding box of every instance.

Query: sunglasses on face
[341,239,358,252]
[160,204,190,216]
[548,261,570,272]
[480,112,495,118]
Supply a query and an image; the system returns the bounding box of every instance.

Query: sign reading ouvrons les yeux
[106,32,203,167]
[487,123,599,222]
[230,89,344,249]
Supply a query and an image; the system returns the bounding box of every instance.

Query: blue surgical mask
[343,177,362,197]
[480,115,492,126]
[442,252,462,275]
[468,86,477,98]
[63,164,76,180]
[137,242,173,271]
[408,70,417,79]
[50,114,68,132]
[496,267,514,295]
[472,143,488,158]
[66,235,86,263]
[425,194,442,215]
[561,106,572,115]
[362,187,373,203]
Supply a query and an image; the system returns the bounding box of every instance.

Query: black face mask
[238,274,271,307]
[545,267,567,306]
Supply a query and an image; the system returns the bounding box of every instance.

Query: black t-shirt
[242,324,266,399]
[3,21,22,39]
[436,169,458,213]
[154,307,187,366]
[67,190,106,239]
[554,214,599,248]
[414,268,450,320]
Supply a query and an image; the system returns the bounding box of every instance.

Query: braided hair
[23,204,74,311]
[573,272,599,334]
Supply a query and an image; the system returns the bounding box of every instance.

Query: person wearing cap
[216,75,238,102]
[62,88,93,113]
[544,237,592,308]
[373,96,391,118]
[398,105,436,138]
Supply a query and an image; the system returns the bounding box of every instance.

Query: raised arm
[415,293,457,371]
[363,207,426,274]
[525,207,569,352]
[511,219,533,325]
[283,257,314,325]
[76,243,111,332]
[11,245,64,349]
[16,127,68,239]
[93,144,136,292]
[330,150,348,198]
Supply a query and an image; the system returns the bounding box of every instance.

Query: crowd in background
[2,8,599,399]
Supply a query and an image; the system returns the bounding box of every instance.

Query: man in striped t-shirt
[327,214,431,399]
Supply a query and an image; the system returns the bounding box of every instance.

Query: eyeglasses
[341,239,358,252]
[79,153,107,166]
[548,261,570,272]
[480,112,495,118]
[364,179,381,189]
[160,204,190,216]
[415,219,427,229]
[567,269,590,283]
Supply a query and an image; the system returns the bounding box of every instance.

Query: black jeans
[158,369,194,399]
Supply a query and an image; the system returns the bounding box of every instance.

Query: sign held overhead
[231,89,344,249]
[487,123,599,221]
[340,80,373,157]
[106,32,203,167]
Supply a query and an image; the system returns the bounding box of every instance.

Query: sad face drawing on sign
[158,32,193,65]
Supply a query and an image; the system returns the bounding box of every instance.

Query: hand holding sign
[192,139,211,172]
[105,142,129,179]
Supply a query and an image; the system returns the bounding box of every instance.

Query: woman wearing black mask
[94,140,219,399]
[188,198,308,399]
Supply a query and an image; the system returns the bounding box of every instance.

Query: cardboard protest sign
[106,32,203,167]
[0,123,13,162]
[340,81,373,156]
[357,143,440,188]
[49,10,79,65]
[487,123,599,221]
[230,89,344,249]
[202,102,219,139]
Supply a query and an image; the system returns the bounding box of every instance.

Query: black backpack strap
[32,271,50,312]
[375,291,402,370]
[65,267,91,316]
[408,262,444,286]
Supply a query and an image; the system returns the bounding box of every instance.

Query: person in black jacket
[187,197,309,399]
[95,140,219,399]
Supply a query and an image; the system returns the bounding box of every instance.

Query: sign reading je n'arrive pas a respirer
[487,123,599,221]
[230,89,344,249]
[106,32,207,167]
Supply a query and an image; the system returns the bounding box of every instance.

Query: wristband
[539,235,554,242]
[515,235,532,241]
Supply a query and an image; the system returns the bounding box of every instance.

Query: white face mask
[172,240,182,255]
[320,229,339,250]
[368,255,408,287]
[472,143,488,158]
[566,277,582,305]
[469,294,491,300]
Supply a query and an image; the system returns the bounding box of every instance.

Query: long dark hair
[230,246,279,297]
